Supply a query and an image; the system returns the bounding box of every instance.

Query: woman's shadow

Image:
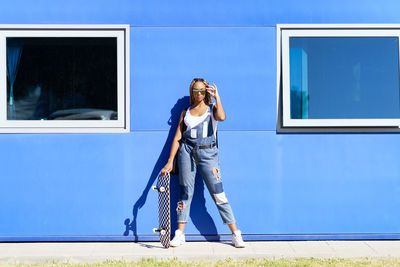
[124,96,220,241]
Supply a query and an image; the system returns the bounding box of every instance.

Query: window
[278,25,400,130]
[0,25,129,133]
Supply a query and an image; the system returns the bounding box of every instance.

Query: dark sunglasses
[192,89,206,95]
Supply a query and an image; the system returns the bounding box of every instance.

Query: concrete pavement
[1,241,400,264]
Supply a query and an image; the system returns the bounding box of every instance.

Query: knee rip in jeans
[212,167,221,180]
[177,201,185,212]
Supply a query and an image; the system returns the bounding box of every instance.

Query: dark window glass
[7,37,117,120]
[289,37,400,119]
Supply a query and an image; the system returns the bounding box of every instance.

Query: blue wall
[1,0,400,241]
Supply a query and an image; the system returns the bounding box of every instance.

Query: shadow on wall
[123,96,220,241]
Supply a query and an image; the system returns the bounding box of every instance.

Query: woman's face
[192,81,207,103]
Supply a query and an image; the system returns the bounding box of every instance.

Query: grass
[3,258,400,267]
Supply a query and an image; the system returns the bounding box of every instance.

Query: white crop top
[184,103,217,137]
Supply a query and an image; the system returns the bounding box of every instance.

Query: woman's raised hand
[207,83,219,100]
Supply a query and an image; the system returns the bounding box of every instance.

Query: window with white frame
[278,25,400,129]
[0,25,129,133]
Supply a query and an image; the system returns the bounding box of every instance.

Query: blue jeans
[177,142,236,225]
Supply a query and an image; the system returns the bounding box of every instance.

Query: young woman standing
[161,78,245,248]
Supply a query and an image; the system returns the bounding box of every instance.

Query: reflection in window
[289,37,400,119]
[7,37,117,120]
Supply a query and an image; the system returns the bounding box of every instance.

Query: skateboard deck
[152,172,171,248]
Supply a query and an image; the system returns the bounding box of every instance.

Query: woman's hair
[189,78,212,106]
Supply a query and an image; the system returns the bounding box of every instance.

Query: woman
[161,78,245,248]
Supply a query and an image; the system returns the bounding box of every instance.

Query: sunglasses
[192,89,206,95]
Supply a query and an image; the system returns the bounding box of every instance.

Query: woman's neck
[192,100,206,109]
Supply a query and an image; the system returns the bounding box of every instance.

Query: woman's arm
[208,83,226,121]
[161,109,186,177]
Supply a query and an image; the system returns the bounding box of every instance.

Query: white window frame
[0,24,130,133]
[278,24,400,128]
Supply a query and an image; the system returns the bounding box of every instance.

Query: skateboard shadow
[124,96,220,241]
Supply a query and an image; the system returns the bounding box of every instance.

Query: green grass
[3,258,400,267]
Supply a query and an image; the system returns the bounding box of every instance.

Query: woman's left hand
[207,83,219,100]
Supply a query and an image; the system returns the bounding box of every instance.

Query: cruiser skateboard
[152,172,171,248]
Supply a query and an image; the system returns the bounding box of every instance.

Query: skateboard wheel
[152,228,158,233]
[159,186,166,192]
[160,229,166,235]
[151,186,157,191]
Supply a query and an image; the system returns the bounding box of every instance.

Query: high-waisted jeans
[177,142,236,224]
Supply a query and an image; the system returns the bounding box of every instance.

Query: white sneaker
[232,230,245,248]
[170,229,185,247]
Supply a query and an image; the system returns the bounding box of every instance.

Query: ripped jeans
[177,142,236,225]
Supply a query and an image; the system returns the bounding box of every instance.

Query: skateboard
[152,172,171,248]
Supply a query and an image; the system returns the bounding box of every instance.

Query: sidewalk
[1,241,400,264]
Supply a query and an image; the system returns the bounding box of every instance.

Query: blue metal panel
[2,131,400,240]
[220,132,400,234]
[131,27,275,131]
[0,134,133,236]
[0,0,400,25]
